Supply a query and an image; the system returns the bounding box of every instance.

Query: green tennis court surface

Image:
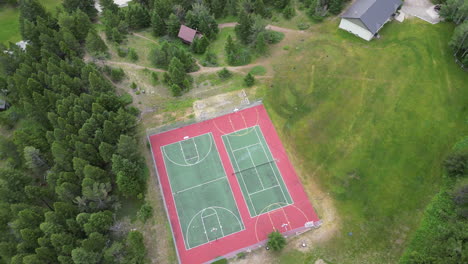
[161,133,244,249]
[222,126,293,217]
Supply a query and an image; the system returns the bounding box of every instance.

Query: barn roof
[178,25,198,43]
[342,0,402,34]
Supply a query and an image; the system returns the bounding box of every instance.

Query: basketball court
[149,104,320,264]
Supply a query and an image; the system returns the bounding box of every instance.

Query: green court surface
[161,133,244,249]
[222,126,293,217]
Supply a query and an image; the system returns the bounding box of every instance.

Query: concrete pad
[401,0,441,24]
[395,12,405,22]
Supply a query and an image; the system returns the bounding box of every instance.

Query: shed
[339,0,402,41]
[177,25,202,44]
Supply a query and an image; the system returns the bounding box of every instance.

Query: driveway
[401,0,441,24]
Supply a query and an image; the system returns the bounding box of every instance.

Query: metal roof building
[339,0,402,41]
[177,25,202,44]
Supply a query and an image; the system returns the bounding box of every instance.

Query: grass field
[263,20,468,263]
[0,0,61,44]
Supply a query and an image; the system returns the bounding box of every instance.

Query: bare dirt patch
[192,89,251,121]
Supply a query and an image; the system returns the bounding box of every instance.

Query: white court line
[161,133,213,167]
[232,142,261,152]
[215,211,226,237]
[246,148,265,189]
[224,135,258,217]
[161,132,244,250]
[185,206,245,249]
[192,138,201,162]
[175,177,226,194]
[200,211,210,242]
[179,137,200,164]
[248,185,280,196]
[253,126,291,205]
[201,213,217,218]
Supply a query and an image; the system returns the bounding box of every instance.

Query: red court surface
[149,104,320,264]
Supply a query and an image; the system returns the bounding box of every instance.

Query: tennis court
[161,133,244,249]
[222,126,293,217]
[150,104,320,264]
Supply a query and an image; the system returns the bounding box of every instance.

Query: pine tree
[63,0,97,19]
[210,0,225,18]
[192,36,210,54]
[151,11,166,36]
[244,73,255,87]
[235,10,254,44]
[153,0,172,19]
[166,14,181,38]
[19,0,48,38]
[86,31,108,58]
[125,3,151,30]
[100,0,119,13]
[283,3,296,19]
[168,57,188,91]
[254,0,268,17]
[185,3,219,39]
[225,35,237,65]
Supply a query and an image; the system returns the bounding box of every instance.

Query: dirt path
[218,22,303,34]
[105,61,167,73]
[103,59,263,75]
[100,23,305,77]
[132,32,159,45]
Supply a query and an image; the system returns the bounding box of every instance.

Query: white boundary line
[147,136,182,264]
[232,142,261,152]
[185,206,245,250]
[202,213,218,218]
[162,133,213,167]
[253,126,292,205]
[248,185,280,196]
[246,148,265,189]
[179,138,200,164]
[222,125,294,217]
[160,133,244,250]
[224,135,259,217]
[202,209,226,238]
[175,177,226,195]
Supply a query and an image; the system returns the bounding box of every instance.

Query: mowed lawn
[0,0,61,44]
[266,20,468,263]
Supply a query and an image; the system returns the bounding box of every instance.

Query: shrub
[249,66,266,76]
[131,82,137,90]
[151,72,158,84]
[201,52,218,66]
[237,252,246,259]
[137,203,153,223]
[266,231,286,251]
[264,30,285,44]
[128,48,139,62]
[283,4,296,19]
[244,73,255,87]
[150,42,199,72]
[119,94,133,106]
[218,68,232,80]
[297,23,310,30]
[110,68,125,82]
[443,152,467,177]
[117,47,128,57]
